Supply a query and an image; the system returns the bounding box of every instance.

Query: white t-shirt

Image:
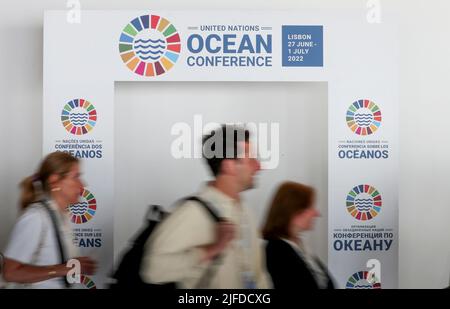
[4,201,78,289]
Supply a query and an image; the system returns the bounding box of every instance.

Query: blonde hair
[20,152,79,209]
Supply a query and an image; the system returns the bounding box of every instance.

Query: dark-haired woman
[262,181,335,289]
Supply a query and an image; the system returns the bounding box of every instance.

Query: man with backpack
[140,125,270,289]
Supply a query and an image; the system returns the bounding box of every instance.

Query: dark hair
[262,181,315,240]
[20,151,79,209]
[202,124,250,177]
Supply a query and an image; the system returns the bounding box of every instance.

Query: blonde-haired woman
[2,151,97,288]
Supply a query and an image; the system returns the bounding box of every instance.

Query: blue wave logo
[353,284,374,289]
[355,198,373,211]
[134,38,166,61]
[354,113,374,127]
[69,112,89,126]
[70,202,88,215]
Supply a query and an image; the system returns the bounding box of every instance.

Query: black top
[265,238,335,289]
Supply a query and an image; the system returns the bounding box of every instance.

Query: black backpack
[110,196,221,289]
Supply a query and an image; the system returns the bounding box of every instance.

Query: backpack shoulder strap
[182,196,225,288]
[183,196,222,223]
[39,200,70,288]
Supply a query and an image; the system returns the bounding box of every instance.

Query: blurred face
[51,163,84,205]
[291,204,321,232]
[235,142,261,191]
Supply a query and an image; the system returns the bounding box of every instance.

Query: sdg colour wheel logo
[346,271,381,289]
[346,99,382,136]
[68,188,97,224]
[119,14,181,76]
[79,275,97,289]
[61,99,97,135]
[346,184,382,221]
